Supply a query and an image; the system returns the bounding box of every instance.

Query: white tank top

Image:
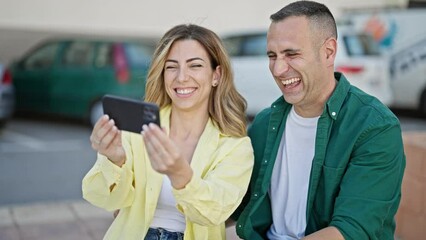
[267,106,319,240]
[150,176,186,232]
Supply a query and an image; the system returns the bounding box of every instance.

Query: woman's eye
[165,65,176,69]
[191,64,202,68]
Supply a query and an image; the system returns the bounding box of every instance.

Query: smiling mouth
[281,77,301,87]
[175,88,196,95]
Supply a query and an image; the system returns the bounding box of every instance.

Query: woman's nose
[177,67,188,82]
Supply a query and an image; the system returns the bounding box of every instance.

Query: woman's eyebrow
[165,57,205,63]
[186,57,205,63]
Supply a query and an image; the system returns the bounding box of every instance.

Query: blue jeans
[145,227,184,240]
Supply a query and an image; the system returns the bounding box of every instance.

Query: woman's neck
[169,108,209,141]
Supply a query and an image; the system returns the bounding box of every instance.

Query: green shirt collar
[268,72,351,120]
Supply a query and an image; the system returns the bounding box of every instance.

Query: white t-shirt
[267,106,319,240]
[150,176,186,232]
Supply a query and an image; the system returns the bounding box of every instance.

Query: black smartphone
[102,95,160,133]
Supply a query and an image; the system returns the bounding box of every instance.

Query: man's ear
[324,38,337,66]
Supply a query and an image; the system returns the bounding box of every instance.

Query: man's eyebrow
[281,48,299,54]
[267,48,300,54]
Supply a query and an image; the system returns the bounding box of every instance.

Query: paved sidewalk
[0,200,241,240]
[0,200,113,240]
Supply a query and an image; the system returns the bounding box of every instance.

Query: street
[0,116,95,206]
[0,110,426,206]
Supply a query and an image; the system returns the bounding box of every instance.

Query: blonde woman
[82,24,254,240]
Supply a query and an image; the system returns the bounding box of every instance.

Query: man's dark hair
[270,0,337,40]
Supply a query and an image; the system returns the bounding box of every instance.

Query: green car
[10,37,156,125]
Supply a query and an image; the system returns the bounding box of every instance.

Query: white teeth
[176,88,195,94]
[281,78,301,86]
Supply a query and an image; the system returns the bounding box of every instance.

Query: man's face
[267,16,331,117]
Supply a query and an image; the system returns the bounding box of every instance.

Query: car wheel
[420,89,426,116]
[0,120,6,129]
[90,100,103,126]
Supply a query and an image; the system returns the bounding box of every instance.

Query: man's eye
[191,64,202,68]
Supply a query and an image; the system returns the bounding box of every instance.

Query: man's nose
[271,59,290,77]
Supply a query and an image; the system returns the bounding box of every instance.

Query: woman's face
[163,39,220,113]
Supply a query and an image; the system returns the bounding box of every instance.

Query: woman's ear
[212,65,222,87]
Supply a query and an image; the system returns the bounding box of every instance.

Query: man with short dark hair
[232,1,406,239]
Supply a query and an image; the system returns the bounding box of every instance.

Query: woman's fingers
[142,124,167,157]
[97,119,116,144]
[111,129,122,148]
[89,115,125,166]
[90,115,110,146]
[100,124,118,148]
[145,124,176,151]
[142,123,181,173]
[142,123,192,188]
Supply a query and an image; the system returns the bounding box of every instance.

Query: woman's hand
[142,123,193,189]
[90,115,126,166]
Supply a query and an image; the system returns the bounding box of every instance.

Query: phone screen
[102,95,160,133]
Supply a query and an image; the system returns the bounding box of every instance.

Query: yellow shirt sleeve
[173,136,254,226]
[82,132,136,211]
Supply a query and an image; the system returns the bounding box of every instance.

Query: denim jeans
[145,227,184,240]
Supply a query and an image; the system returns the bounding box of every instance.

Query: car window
[24,43,60,69]
[62,42,95,67]
[242,35,267,56]
[343,34,381,56]
[222,34,267,57]
[223,37,243,56]
[94,42,113,68]
[124,43,153,67]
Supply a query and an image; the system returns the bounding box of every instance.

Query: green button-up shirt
[234,73,406,239]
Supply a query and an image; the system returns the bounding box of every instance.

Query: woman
[82,24,254,240]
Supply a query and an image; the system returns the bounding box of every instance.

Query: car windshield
[223,34,267,57]
[124,43,153,67]
[343,34,381,56]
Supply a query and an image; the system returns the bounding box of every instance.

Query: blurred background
[0,0,425,239]
[0,0,418,64]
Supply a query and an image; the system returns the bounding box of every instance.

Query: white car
[222,32,281,118]
[222,26,393,118]
[340,9,426,115]
[334,24,393,106]
[389,40,426,113]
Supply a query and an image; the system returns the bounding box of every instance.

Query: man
[232,1,406,239]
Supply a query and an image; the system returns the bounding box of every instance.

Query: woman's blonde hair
[144,24,248,137]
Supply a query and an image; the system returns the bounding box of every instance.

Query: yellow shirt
[82,106,254,240]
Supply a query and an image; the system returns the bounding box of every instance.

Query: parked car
[9,37,156,125]
[341,8,426,115]
[222,25,392,118]
[0,64,15,127]
[334,24,393,106]
[221,31,281,118]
